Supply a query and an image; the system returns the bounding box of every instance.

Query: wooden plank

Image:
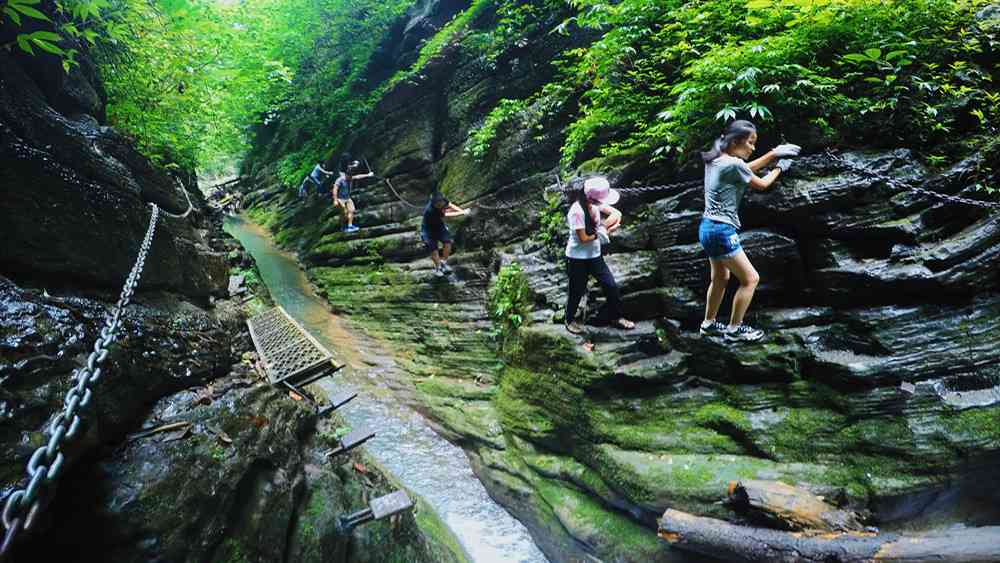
[370,491,413,520]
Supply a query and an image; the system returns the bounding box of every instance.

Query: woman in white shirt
[564,177,634,334]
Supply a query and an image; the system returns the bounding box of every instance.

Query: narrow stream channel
[224,215,549,563]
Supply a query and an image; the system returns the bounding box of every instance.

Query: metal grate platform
[247,306,335,385]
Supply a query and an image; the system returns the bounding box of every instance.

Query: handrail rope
[0,204,159,560]
[824,149,999,210]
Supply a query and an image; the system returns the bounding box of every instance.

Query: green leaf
[864,77,884,84]
[864,48,882,60]
[842,53,868,63]
[16,34,34,55]
[885,50,907,61]
[12,4,49,21]
[4,6,22,25]
[28,30,62,42]
[30,38,65,56]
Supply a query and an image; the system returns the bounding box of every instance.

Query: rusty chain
[0,204,159,559]
[825,149,999,210]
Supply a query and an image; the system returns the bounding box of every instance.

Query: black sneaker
[725,324,765,342]
[699,320,727,337]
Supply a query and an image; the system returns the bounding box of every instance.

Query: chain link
[543,178,702,195]
[0,204,159,559]
[473,190,544,210]
[381,177,424,209]
[825,149,1000,210]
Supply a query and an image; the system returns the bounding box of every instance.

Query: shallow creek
[225,215,549,563]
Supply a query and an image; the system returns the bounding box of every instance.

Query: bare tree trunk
[727,480,865,532]
[658,508,1000,562]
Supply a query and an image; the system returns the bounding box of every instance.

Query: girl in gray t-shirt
[697,119,799,342]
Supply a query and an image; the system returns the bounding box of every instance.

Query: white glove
[776,159,793,172]
[597,225,610,245]
[773,143,801,157]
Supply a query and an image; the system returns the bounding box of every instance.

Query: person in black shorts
[421,191,468,277]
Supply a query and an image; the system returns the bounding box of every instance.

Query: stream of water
[224,215,549,563]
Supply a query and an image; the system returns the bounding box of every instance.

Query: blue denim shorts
[421,226,452,253]
[698,217,742,260]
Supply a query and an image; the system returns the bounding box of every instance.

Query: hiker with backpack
[697,119,800,342]
[563,177,633,334]
[333,161,375,232]
[422,191,468,277]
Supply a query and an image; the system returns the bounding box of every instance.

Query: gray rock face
[22,369,451,563]
[1,53,225,298]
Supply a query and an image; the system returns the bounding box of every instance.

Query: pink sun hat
[584,176,620,206]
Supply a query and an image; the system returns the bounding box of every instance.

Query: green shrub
[535,193,565,257]
[487,262,533,348]
[492,0,996,168]
[466,98,530,160]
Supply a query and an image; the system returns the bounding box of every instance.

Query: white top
[565,201,606,259]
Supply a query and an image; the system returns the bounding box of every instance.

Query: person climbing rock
[564,176,633,334]
[298,161,336,199]
[697,119,799,342]
[333,161,375,232]
[422,191,468,277]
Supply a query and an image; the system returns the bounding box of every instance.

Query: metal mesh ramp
[247,306,336,385]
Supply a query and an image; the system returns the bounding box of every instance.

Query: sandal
[614,318,635,330]
[565,322,584,335]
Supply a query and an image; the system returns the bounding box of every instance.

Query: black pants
[565,256,622,324]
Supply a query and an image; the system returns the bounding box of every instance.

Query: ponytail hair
[701,119,757,163]
[572,185,597,236]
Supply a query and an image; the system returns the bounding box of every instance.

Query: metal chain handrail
[0,204,160,559]
[543,178,702,195]
[158,179,196,219]
[825,149,1000,211]
[471,190,544,210]
[381,177,424,209]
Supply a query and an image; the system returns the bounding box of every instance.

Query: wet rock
[22,373,457,563]
[1,53,224,299]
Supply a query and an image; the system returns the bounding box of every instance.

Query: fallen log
[658,508,1000,562]
[727,479,864,532]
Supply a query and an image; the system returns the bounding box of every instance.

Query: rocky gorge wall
[0,12,461,562]
[240,0,1000,561]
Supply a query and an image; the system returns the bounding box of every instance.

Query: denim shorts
[698,217,742,260]
[421,226,452,253]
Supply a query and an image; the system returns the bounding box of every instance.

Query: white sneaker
[725,324,765,342]
[440,261,453,274]
[433,265,445,277]
[699,320,727,337]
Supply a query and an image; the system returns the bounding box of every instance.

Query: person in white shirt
[564,177,634,334]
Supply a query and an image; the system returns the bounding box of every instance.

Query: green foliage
[535,193,564,256]
[487,262,533,347]
[466,98,529,160]
[485,0,996,168]
[387,0,497,90]
[248,0,414,185]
